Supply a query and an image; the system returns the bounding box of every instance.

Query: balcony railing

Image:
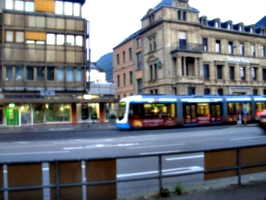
[171,42,204,53]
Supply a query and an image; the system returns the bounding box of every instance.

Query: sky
[83,0,266,62]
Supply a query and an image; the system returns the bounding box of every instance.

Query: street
[0,124,266,198]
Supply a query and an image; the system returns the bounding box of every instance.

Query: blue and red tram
[116,95,266,130]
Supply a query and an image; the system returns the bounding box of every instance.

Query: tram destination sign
[226,56,249,64]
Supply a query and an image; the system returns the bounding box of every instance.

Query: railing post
[237,148,242,185]
[56,161,60,200]
[158,155,162,194]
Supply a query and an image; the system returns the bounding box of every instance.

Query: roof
[66,0,86,5]
[88,62,105,72]
[113,29,141,50]
[255,15,266,28]
[141,0,199,20]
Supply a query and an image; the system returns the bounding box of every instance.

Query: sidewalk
[0,123,117,133]
[118,173,266,200]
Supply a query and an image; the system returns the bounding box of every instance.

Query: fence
[0,143,266,200]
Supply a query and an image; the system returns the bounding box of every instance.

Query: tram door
[183,104,197,124]
[210,103,223,122]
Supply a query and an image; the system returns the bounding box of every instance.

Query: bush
[174,182,183,195]
[161,187,170,197]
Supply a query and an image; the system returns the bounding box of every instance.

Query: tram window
[216,105,221,116]
[256,102,266,112]
[197,104,209,116]
[191,105,196,118]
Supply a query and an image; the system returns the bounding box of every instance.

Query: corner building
[0,0,116,126]
[113,0,266,98]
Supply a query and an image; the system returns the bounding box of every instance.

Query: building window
[57,34,65,45]
[37,67,44,80]
[26,66,34,81]
[250,27,254,33]
[117,95,120,100]
[240,67,246,81]
[252,68,257,81]
[217,65,223,79]
[215,21,219,28]
[66,67,74,82]
[64,2,73,15]
[202,38,208,51]
[136,38,141,48]
[117,75,120,87]
[154,89,158,94]
[253,89,258,95]
[264,89,266,95]
[129,48,132,60]
[47,67,55,81]
[149,14,154,24]
[229,66,234,80]
[123,73,126,86]
[57,67,64,81]
[149,65,153,80]
[150,90,153,94]
[129,71,133,85]
[188,87,195,95]
[6,31,13,42]
[263,69,266,81]
[251,45,255,57]
[149,36,156,51]
[25,1,34,12]
[202,19,207,26]
[262,29,265,35]
[76,35,83,46]
[203,64,209,79]
[218,89,223,95]
[179,31,187,49]
[178,11,181,20]
[15,66,23,80]
[239,26,243,31]
[228,41,233,54]
[137,53,142,70]
[5,0,13,9]
[73,3,81,17]
[123,51,125,63]
[261,46,265,57]
[183,11,186,21]
[6,66,12,80]
[14,0,24,11]
[16,32,24,43]
[204,88,210,95]
[240,43,245,55]
[216,40,221,53]
[227,24,231,30]
[66,35,74,46]
[116,54,120,65]
[154,64,158,80]
[76,67,82,82]
[55,1,63,14]
[47,34,55,45]
[137,79,142,94]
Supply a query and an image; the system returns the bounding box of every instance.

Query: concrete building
[113,0,266,98]
[0,0,116,126]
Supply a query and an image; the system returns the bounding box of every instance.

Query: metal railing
[0,143,266,200]
[171,42,204,52]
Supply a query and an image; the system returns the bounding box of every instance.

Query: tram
[116,95,266,130]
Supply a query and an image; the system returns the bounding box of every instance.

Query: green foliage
[174,182,183,195]
[161,187,170,197]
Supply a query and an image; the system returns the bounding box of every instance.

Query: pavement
[0,123,265,200]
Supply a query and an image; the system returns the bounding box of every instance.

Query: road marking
[63,147,84,150]
[231,136,266,141]
[166,155,203,161]
[190,131,236,137]
[0,151,70,156]
[117,166,203,178]
[139,150,182,155]
[128,143,185,149]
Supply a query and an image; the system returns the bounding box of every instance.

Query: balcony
[171,42,204,53]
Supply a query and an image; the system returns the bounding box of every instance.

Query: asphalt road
[0,124,265,199]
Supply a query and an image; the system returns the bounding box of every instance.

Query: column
[194,57,197,76]
[258,66,262,82]
[199,58,203,77]
[209,62,215,83]
[235,63,240,82]
[177,56,182,77]
[184,56,187,76]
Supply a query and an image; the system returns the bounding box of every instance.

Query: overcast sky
[83,0,266,61]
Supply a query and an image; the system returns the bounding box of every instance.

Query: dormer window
[262,29,265,35]
[239,26,243,31]
[149,14,154,24]
[202,19,207,26]
[227,24,231,30]
[250,27,254,33]
[215,21,219,28]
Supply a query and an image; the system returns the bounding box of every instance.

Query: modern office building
[0,0,116,126]
[113,0,266,98]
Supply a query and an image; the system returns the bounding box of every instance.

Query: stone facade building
[113,0,266,98]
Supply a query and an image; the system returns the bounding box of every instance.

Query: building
[113,0,266,98]
[0,0,116,126]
